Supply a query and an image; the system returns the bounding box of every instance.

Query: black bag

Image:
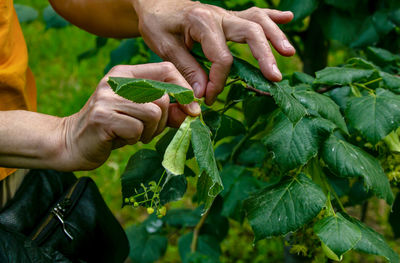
[0,169,129,263]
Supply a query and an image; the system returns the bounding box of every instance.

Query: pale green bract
[162,116,196,175]
[107,77,194,104]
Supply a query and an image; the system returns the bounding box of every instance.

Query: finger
[186,8,233,105]
[159,36,208,98]
[234,8,295,56]
[152,94,169,137]
[110,113,143,145]
[111,99,162,144]
[105,63,201,117]
[222,15,282,82]
[265,9,294,24]
[167,104,187,128]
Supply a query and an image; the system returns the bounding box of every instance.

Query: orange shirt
[0,0,37,180]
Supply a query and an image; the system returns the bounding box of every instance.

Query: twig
[190,208,211,252]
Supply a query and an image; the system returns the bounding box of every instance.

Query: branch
[190,208,211,253]
[246,84,338,97]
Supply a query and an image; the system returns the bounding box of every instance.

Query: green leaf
[324,0,358,11]
[108,77,194,104]
[14,4,38,23]
[244,174,326,240]
[345,88,400,144]
[121,149,163,205]
[329,86,352,111]
[278,0,319,22]
[202,110,222,139]
[366,46,400,66]
[314,67,376,86]
[104,39,140,73]
[349,217,400,263]
[243,95,276,127]
[43,5,70,29]
[380,71,400,94]
[237,141,268,167]
[231,56,272,93]
[322,135,394,204]
[121,149,187,206]
[263,113,334,172]
[351,17,379,48]
[291,72,315,85]
[126,225,168,263]
[294,90,348,133]
[163,208,202,228]
[314,213,361,257]
[155,129,177,156]
[191,119,223,210]
[270,82,307,123]
[221,167,263,221]
[389,193,400,238]
[162,116,196,175]
[320,9,361,45]
[345,57,377,70]
[178,233,221,263]
[214,115,246,142]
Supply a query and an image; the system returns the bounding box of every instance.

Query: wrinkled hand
[62,62,199,170]
[133,0,295,105]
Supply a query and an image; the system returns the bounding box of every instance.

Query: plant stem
[225,78,240,86]
[362,77,382,86]
[191,208,211,253]
[354,83,374,93]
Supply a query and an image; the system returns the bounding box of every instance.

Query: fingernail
[193,82,201,98]
[283,11,293,16]
[188,101,201,115]
[272,64,282,78]
[282,39,293,50]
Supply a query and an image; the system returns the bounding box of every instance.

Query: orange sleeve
[0,0,37,180]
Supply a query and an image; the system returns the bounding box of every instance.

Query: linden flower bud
[134,202,139,207]
[129,197,135,203]
[147,207,155,214]
[159,206,167,216]
[124,197,130,203]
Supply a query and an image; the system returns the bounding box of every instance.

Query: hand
[133,0,295,104]
[61,62,199,170]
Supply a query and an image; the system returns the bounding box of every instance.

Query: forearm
[0,110,66,171]
[49,0,140,38]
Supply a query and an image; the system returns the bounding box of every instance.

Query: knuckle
[89,105,108,126]
[160,61,176,72]
[218,52,233,66]
[147,105,162,123]
[248,22,264,36]
[186,6,214,22]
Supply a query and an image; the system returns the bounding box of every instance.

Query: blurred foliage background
[14,0,400,262]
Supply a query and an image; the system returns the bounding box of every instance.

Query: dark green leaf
[121,149,163,206]
[14,4,38,23]
[320,9,361,45]
[263,113,334,172]
[278,0,319,22]
[203,110,222,139]
[126,225,168,263]
[159,174,187,204]
[226,83,251,106]
[231,56,272,93]
[237,141,268,167]
[294,90,348,133]
[270,82,307,123]
[108,77,194,104]
[329,86,352,111]
[349,217,400,263]
[163,208,201,228]
[244,174,326,240]
[104,39,140,73]
[214,115,246,142]
[243,95,276,127]
[43,5,70,29]
[322,135,394,204]
[155,129,177,156]
[346,57,377,70]
[389,193,400,238]
[191,119,223,210]
[162,116,195,175]
[345,88,400,144]
[314,67,376,85]
[324,0,358,11]
[380,71,400,94]
[291,72,315,85]
[314,213,361,257]
[366,46,400,65]
[351,17,380,48]
[179,233,221,263]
